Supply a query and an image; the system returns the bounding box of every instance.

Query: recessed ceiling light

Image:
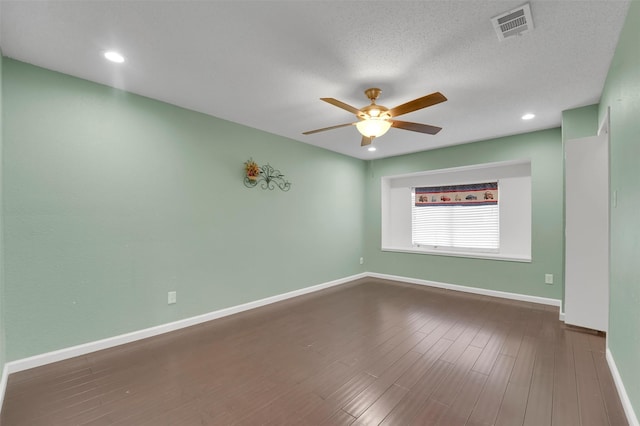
[368,146,377,152]
[522,113,535,120]
[104,51,125,63]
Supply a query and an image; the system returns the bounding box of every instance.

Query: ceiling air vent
[491,3,534,41]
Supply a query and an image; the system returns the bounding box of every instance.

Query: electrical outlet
[168,291,177,304]
[359,257,364,265]
[545,274,553,285]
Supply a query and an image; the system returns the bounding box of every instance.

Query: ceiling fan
[303,88,447,146]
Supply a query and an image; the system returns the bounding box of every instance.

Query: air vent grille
[491,3,534,41]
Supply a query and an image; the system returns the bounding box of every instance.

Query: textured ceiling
[0,1,631,159]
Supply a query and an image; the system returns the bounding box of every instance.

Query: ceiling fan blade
[391,120,442,135]
[387,92,447,118]
[321,98,361,115]
[361,136,372,146]
[303,122,355,135]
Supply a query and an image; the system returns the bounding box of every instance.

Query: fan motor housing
[359,103,390,120]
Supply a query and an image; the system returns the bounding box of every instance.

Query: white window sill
[381,246,532,263]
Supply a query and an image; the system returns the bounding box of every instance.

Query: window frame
[380,160,532,262]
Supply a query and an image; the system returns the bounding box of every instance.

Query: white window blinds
[412,182,499,251]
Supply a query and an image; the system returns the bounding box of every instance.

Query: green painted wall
[363,129,563,300]
[599,0,640,419]
[561,104,598,143]
[2,59,366,361]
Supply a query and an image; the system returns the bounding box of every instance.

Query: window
[381,160,531,262]
[412,182,499,252]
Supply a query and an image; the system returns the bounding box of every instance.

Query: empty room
[0,1,638,425]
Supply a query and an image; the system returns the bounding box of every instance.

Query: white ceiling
[0,0,630,160]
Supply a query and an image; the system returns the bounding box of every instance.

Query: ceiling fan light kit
[356,118,392,138]
[304,87,446,147]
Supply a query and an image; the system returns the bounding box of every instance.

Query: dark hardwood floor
[0,278,628,425]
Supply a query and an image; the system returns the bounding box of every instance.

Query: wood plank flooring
[0,278,628,425]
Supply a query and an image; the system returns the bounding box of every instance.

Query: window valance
[415,182,498,206]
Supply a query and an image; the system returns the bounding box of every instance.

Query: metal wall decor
[243,159,291,191]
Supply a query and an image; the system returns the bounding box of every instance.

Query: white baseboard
[606,347,639,426]
[0,363,8,414]
[5,273,367,375]
[1,271,562,415]
[367,272,562,307]
[5,272,635,424]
